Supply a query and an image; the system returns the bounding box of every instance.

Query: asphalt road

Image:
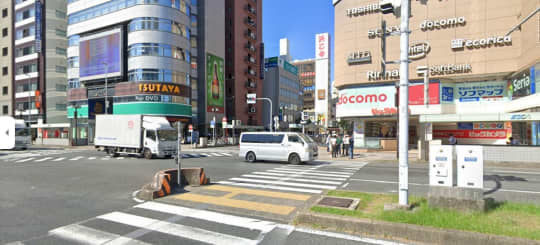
[0,148,390,245]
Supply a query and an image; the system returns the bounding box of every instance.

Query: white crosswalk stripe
[218,162,367,194]
[50,224,151,245]
[69,156,84,161]
[34,157,53,162]
[210,152,224,156]
[52,157,65,162]
[15,158,35,163]
[88,157,96,160]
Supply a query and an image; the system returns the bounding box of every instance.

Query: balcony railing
[245,55,256,64]
[245,69,256,77]
[244,30,256,40]
[244,17,256,27]
[245,80,256,89]
[244,4,256,16]
[244,43,256,53]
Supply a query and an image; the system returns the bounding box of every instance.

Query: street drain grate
[318,197,354,208]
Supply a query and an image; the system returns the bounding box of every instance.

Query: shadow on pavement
[483,175,528,195]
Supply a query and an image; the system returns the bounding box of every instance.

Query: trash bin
[199,137,208,148]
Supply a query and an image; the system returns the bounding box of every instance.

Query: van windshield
[298,133,314,143]
[157,130,177,141]
[15,128,30,137]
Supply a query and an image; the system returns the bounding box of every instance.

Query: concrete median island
[295,190,540,245]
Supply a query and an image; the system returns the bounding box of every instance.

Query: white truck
[94,115,177,159]
[0,116,31,150]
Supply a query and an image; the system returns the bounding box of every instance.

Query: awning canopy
[420,112,540,123]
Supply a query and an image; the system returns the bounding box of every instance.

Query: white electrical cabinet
[456,145,484,189]
[429,145,454,187]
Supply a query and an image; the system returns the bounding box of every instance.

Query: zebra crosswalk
[14,201,399,245]
[2,151,235,163]
[216,163,367,194]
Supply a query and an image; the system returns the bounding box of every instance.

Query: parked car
[238,132,318,164]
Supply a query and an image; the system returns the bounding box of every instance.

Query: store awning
[420,112,540,123]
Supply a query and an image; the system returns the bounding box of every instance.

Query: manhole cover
[318,197,353,208]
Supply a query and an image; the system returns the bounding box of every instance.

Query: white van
[239,132,318,164]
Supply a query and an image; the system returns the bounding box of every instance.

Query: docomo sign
[336,86,396,117]
[316,33,329,59]
[420,17,466,31]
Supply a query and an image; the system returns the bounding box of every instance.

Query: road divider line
[251,171,347,181]
[98,212,256,245]
[229,177,337,190]
[49,224,151,245]
[35,157,53,162]
[242,174,343,185]
[135,201,277,233]
[171,193,296,215]
[267,170,352,178]
[206,185,311,201]
[217,181,322,194]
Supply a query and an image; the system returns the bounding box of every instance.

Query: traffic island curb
[137,168,210,201]
[295,212,540,245]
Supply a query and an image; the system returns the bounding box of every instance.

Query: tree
[338,120,352,133]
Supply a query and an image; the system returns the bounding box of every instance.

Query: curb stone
[295,212,540,245]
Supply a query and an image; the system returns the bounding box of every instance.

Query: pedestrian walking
[336,135,343,157]
[343,134,349,156]
[330,134,337,158]
[326,134,331,152]
[349,136,354,159]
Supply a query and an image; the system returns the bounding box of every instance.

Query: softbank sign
[336,86,396,117]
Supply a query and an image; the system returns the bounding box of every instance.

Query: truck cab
[141,117,177,159]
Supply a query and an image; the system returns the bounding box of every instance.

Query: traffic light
[380,0,401,15]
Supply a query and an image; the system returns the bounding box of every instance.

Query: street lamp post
[256,98,273,132]
[102,62,109,114]
[73,105,80,146]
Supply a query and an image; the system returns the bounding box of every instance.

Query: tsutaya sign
[451,36,512,49]
[367,64,472,80]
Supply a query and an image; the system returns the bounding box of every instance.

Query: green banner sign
[206,53,225,113]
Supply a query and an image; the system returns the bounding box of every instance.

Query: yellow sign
[139,83,181,95]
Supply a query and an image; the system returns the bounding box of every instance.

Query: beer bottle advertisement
[206,53,224,113]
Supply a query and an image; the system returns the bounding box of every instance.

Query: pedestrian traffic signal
[380,0,401,15]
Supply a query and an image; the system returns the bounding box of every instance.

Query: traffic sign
[247,93,257,104]
[222,117,227,122]
[188,124,193,132]
[210,120,215,129]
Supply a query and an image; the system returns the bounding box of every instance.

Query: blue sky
[263,0,334,79]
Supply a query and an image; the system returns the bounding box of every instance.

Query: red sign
[222,117,227,122]
[408,83,440,105]
[337,93,388,105]
[316,34,328,59]
[188,124,193,132]
[433,129,507,139]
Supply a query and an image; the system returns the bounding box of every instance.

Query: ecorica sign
[451,36,512,49]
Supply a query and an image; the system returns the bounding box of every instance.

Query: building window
[2,66,7,76]
[2,86,7,95]
[68,79,80,88]
[16,63,37,75]
[56,66,67,73]
[68,35,80,47]
[128,69,188,85]
[68,57,79,68]
[2,28,7,37]
[128,43,190,62]
[55,28,66,37]
[2,47,7,56]
[2,105,7,115]
[15,45,35,57]
[56,103,67,111]
[2,8,7,18]
[55,10,66,19]
[56,47,67,55]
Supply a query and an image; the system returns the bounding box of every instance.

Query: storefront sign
[509,67,535,99]
[346,4,379,17]
[347,51,372,64]
[420,17,466,31]
[474,122,505,129]
[409,82,440,105]
[434,129,507,139]
[367,69,400,81]
[441,81,507,103]
[451,36,512,49]
[409,42,430,60]
[430,64,471,76]
[316,33,329,59]
[336,86,396,117]
[368,26,400,38]
[138,83,181,95]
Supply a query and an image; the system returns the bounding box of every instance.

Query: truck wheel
[245,152,256,163]
[108,149,119,157]
[144,148,153,159]
[288,153,301,165]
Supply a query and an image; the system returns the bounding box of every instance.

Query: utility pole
[397,0,410,206]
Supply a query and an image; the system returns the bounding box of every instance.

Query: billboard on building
[316,33,329,60]
[441,80,508,103]
[509,66,535,99]
[79,28,122,81]
[315,33,331,127]
[336,85,396,117]
[206,53,225,113]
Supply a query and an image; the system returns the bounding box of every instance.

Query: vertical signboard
[315,33,330,126]
[206,53,225,113]
[259,43,265,79]
[35,1,42,53]
[316,33,329,60]
[353,120,365,148]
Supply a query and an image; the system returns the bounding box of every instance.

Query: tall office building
[66,0,194,144]
[292,58,316,111]
[225,0,263,127]
[0,0,12,116]
[12,0,68,126]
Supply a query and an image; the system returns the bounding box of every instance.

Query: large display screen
[79,28,122,81]
[206,53,225,113]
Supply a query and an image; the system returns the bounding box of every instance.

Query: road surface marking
[229,178,337,190]
[221,153,232,156]
[52,157,65,162]
[98,212,256,245]
[217,181,322,194]
[49,224,151,245]
[135,201,277,233]
[35,157,53,162]
[199,153,210,157]
[206,185,311,201]
[88,157,96,160]
[69,156,84,161]
[16,158,35,163]
[267,169,353,178]
[251,171,348,181]
[287,226,407,245]
[101,157,110,160]
[116,157,125,160]
[275,168,354,176]
[342,182,350,188]
[242,174,343,185]
[210,153,224,156]
[171,193,296,216]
